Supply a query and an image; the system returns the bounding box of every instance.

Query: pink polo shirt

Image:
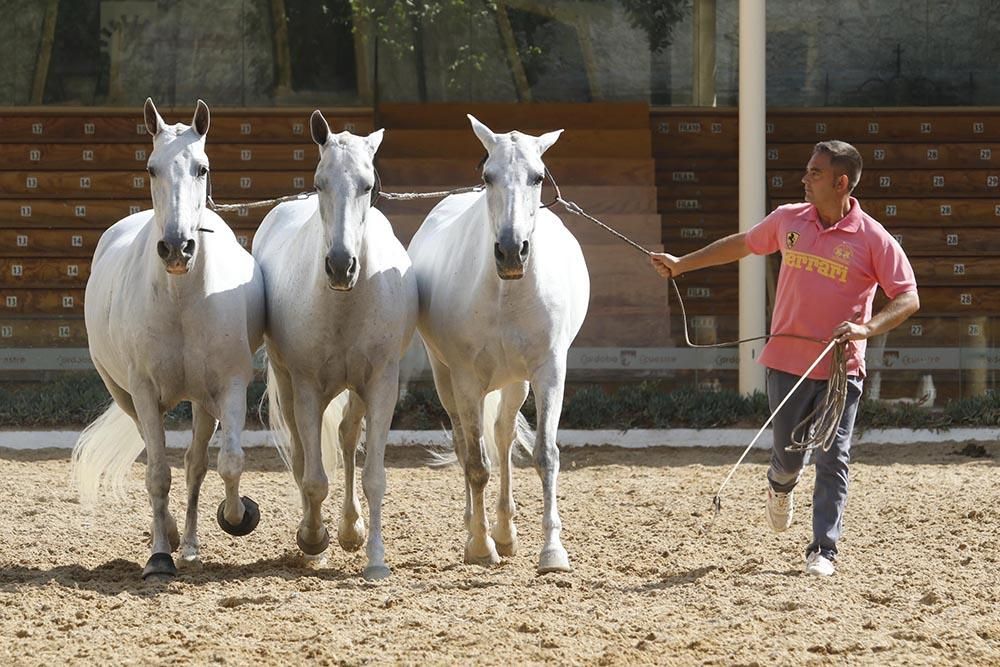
[745,198,917,380]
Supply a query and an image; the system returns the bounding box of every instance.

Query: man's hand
[831,320,870,344]
[650,252,682,279]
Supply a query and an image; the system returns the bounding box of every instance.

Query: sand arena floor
[0,440,997,665]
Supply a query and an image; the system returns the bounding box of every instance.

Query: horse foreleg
[531,364,571,573]
[292,384,330,555]
[337,391,367,553]
[179,402,216,564]
[131,381,178,579]
[493,381,529,557]
[215,381,260,538]
[454,381,499,566]
[358,367,398,579]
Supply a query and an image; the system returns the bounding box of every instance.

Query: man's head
[802,140,863,207]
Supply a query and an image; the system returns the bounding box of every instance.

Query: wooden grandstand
[3,104,999,393]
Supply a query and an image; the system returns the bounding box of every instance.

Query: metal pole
[692,0,717,107]
[738,0,767,395]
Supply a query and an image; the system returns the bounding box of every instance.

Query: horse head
[143,98,211,276]
[468,114,562,280]
[310,110,383,291]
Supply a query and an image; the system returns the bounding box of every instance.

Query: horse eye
[147,166,156,178]
[483,174,493,185]
[364,184,373,193]
[532,174,544,186]
[198,165,209,177]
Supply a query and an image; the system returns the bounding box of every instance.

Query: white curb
[0,428,996,451]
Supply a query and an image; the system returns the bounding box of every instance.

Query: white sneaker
[805,551,836,576]
[766,486,794,532]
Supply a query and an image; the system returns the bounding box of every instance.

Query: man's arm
[649,232,753,279]
[832,290,920,343]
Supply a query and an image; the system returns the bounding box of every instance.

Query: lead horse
[72,99,266,579]
[408,115,590,572]
[253,111,417,579]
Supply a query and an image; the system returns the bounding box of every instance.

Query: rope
[537,168,851,522]
[206,169,485,214]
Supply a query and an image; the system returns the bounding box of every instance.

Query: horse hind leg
[426,354,472,532]
[178,402,217,565]
[336,391,367,552]
[215,381,261,538]
[492,381,529,557]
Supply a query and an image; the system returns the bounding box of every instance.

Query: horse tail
[265,362,294,472]
[428,390,534,467]
[482,390,536,465]
[71,402,145,506]
[319,392,351,483]
[266,360,349,483]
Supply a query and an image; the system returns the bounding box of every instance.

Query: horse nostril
[348,257,358,275]
[325,257,335,277]
[156,241,170,260]
[494,243,504,262]
[520,240,529,258]
[182,239,196,257]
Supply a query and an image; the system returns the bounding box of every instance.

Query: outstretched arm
[649,232,753,279]
[832,290,920,343]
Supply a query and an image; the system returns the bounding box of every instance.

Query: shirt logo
[783,250,849,283]
[786,231,800,249]
[834,243,853,262]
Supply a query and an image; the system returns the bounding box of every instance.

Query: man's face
[801,151,844,205]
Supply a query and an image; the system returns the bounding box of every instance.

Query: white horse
[253,111,418,580]
[72,99,266,579]
[408,115,590,573]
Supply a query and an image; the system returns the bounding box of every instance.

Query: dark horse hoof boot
[217,496,260,537]
[142,552,177,579]
[296,527,331,556]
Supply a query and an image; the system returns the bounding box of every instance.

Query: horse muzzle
[494,240,529,280]
[325,254,359,291]
[157,238,196,275]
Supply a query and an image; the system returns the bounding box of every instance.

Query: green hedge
[3,374,999,431]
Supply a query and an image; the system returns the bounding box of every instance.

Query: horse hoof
[363,564,392,580]
[217,496,260,537]
[142,552,177,579]
[297,527,330,556]
[495,538,518,557]
[537,546,572,574]
[337,519,366,552]
[464,538,500,566]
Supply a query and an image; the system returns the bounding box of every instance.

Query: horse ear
[365,128,385,155]
[468,114,496,152]
[311,110,331,146]
[537,128,563,155]
[191,99,210,136]
[144,97,164,137]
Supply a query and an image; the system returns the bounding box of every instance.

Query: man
[650,141,919,576]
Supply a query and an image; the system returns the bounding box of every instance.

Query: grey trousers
[766,367,864,560]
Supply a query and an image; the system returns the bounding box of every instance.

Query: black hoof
[297,527,330,555]
[217,496,260,537]
[142,552,177,579]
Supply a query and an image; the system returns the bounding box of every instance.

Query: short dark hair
[813,140,863,192]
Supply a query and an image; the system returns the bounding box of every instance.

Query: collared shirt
[745,197,917,380]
